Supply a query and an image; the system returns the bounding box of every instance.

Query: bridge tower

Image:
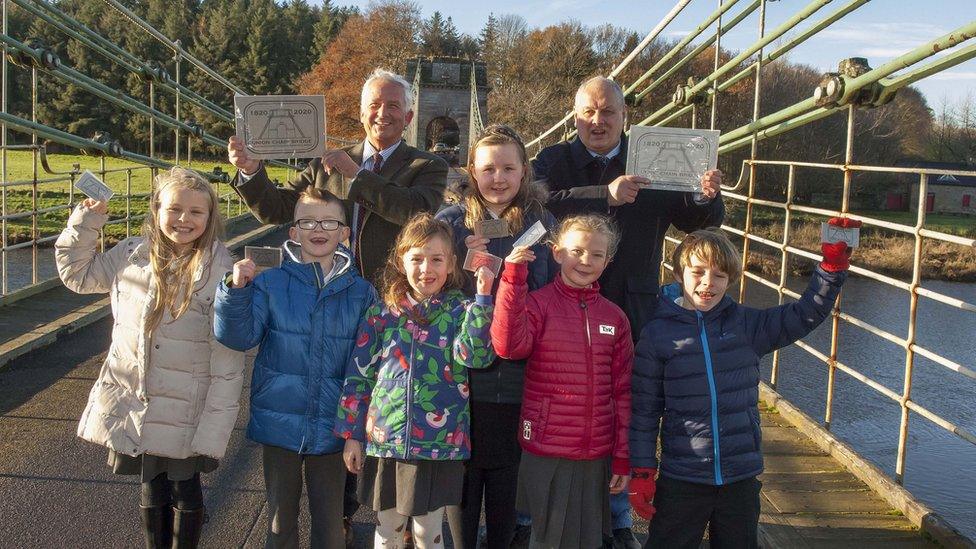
[405,57,489,165]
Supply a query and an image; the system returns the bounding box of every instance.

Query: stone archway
[425,116,460,151]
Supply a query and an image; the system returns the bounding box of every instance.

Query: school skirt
[358,456,464,516]
[516,452,611,549]
[108,450,217,482]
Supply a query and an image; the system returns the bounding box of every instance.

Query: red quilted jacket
[491,262,633,475]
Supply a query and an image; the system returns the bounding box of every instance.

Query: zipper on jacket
[580,299,594,449]
[403,329,416,456]
[697,311,724,485]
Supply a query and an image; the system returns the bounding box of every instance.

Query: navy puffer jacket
[630,266,845,485]
[214,242,376,455]
[435,199,558,403]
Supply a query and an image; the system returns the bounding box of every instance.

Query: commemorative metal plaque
[74,170,114,202]
[244,246,283,274]
[626,126,719,193]
[234,95,326,160]
[475,218,512,239]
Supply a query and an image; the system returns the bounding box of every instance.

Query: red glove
[628,467,658,520]
[820,217,861,272]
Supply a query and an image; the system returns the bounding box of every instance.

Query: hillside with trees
[4,0,971,186]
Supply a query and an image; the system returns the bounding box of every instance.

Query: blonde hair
[143,167,223,331]
[671,228,742,281]
[380,213,464,312]
[552,213,621,260]
[463,124,540,235]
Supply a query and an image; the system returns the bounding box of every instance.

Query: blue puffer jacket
[214,242,376,455]
[630,266,846,485]
[435,200,558,404]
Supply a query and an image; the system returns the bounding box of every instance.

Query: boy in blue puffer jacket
[629,220,859,548]
[214,188,376,548]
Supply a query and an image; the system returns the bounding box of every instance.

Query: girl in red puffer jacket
[491,213,633,549]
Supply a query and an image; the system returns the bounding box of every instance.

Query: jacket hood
[656,281,734,323]
[281,240,355,289]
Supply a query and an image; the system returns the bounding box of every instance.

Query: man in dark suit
[228,68,447,284]
[227,68,446,548]
[531,76,724,549]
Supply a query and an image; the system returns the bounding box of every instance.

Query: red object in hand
[629,467,658,521]
[821,217,862,272]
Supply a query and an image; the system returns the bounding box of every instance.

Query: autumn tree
[296,0,421,140]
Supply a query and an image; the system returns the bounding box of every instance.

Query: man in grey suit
[228,68,448,284]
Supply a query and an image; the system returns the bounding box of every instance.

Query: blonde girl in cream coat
[55,167,244,549]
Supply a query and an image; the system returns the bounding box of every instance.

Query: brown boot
[402,521,414,549]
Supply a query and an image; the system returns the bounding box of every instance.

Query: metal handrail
[522,2,976,523]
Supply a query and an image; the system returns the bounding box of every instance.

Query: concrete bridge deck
[0,221,952,548]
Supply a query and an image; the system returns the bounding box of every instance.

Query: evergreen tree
[311,2,358,61]
[420,11,461,56]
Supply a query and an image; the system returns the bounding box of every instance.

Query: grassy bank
[1,151,294,244]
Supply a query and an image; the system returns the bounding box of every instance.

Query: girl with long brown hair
[435,124,558,549]
[56,167,244,548]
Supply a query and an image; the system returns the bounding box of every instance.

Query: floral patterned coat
[336,290,494,460]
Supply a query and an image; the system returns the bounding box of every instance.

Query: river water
[746,273,976,538]
[3,247,975,537]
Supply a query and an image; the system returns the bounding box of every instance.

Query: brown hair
[464,124,541,234]
[380,213,464,312]
[143,167,224,331]
[295,187,347,224]
[551,213,621,260]
[671,228,742,281]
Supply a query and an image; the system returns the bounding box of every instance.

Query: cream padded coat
[55,205,244,459]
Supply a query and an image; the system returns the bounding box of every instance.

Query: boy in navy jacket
[629,220,859,548]
[214,188,375,548]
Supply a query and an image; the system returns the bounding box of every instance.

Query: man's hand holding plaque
[625,125,720,194]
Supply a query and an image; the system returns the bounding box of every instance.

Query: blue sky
[334,0,975,110]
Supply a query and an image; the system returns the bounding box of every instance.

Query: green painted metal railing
[527,1,976,542]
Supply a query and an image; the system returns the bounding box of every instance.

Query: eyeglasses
[294,219,345,231]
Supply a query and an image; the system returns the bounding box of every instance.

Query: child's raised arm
[214,258,271,351]
[490,257,541,360]
[55,200,130,294]
[745,223,856,356]
[454,267,496,370]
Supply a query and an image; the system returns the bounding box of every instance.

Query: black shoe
[139,505,173,548]
[510,524,531,549]
[612,527,641,549]
[172,507,206,549]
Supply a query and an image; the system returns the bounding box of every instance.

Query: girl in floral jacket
[337,213,495,549]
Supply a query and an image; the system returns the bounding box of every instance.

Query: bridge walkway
[0,223,941,548]
[757,403,929,548]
